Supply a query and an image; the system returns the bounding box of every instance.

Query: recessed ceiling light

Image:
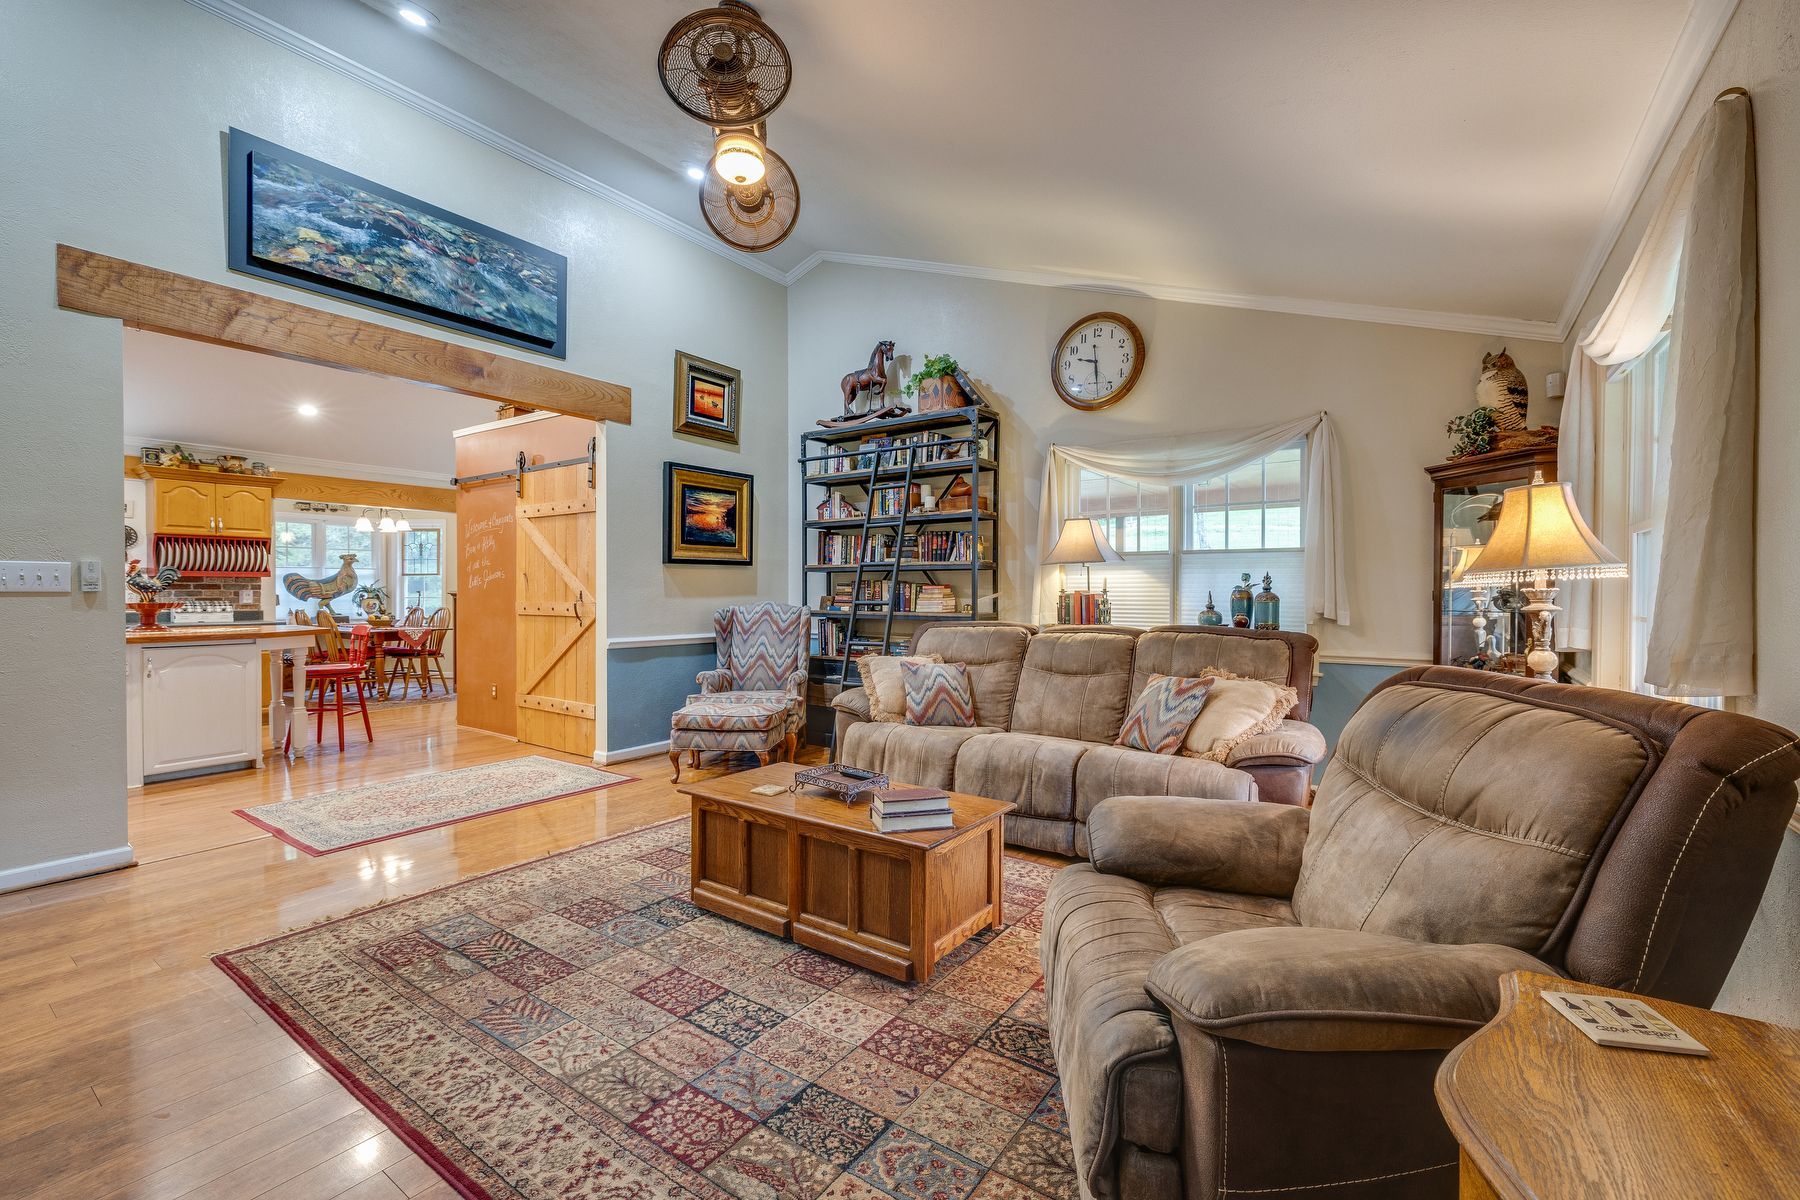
[685,165,706,181]
[396,5,434,29]
[296,402,320,417]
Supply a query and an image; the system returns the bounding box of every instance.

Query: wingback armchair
[1042,667,1800,1199]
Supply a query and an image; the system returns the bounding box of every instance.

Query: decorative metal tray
[790,764,889,802]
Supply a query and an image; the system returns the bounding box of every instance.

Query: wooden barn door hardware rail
[453,437,597,495]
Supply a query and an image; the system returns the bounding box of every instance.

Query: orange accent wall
[453,415,597,739]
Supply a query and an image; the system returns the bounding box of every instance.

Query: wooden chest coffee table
[676,763,1013,983]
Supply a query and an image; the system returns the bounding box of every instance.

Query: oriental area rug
[215,819,1074,1200]
[235,757,634,855]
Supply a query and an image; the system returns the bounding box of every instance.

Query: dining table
[361,623,453,700]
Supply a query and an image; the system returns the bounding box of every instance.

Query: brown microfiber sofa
[830,622,1324,854]
[1041,667,1800,1199]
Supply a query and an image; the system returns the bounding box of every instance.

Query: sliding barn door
[515,460,596,756]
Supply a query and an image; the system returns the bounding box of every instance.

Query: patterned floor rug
[215,820,1074,1200]
[235,756,635,856]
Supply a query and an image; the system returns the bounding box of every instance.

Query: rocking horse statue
[820,340,909,427]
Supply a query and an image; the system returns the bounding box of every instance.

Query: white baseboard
[0,844,136,895]
[599,739,669,765]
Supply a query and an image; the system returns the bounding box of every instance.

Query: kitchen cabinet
[132,641,262,782]
[140,465,280,538]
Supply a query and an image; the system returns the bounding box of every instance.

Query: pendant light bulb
[712,129,767,187]
[354,509,375,533]
[377,511,398,533]
[394,513,412,532]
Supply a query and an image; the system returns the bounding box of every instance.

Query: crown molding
[785,251,1563,341]
[1552,0,1741,340]
[182,0,789,286]
[125,436,454,488]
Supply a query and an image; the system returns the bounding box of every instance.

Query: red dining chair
[286,623,374,752]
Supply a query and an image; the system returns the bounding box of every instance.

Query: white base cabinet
[126,640,263,786]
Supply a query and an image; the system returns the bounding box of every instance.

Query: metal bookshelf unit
[798,406,1001,740]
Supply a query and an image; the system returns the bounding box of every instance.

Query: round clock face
[1053,312,1145,410]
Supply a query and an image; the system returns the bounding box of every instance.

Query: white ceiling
[122,329,495,479]
[334,0,1708,332]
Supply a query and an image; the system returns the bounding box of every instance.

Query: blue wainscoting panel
[606,640,716,757]
[1310,661,1418,777]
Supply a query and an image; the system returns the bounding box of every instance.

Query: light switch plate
[0,561,73,592]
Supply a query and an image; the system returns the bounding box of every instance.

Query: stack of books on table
[869,786,955,833]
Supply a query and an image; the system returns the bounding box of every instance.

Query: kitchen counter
[125,624,324,787]
[125,623,305,645]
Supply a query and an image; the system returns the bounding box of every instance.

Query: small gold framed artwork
[663,461,754,566]
[673,350,741,445]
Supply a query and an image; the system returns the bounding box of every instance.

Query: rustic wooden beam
[59,245,630,424]
[124,457,459,513]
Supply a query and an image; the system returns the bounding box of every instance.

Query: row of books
[820,581,960,614]
[814,624,910,659]
[816,530,986,566]
[1057,588,1112,625]
[869,786,955,832]
[807,430,991,478]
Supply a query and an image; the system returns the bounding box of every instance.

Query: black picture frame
[225,128,569,357]
[663,461,755,566]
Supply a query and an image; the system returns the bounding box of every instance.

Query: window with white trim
[401,524,446,613]
[1070,440,1307,630]
[274,516,377,613]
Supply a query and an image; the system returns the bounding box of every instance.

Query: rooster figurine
[125,558,182,601]
[283,553,360,606]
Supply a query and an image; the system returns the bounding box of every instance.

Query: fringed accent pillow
[1116,674,1214,754]
[1180,667,1300,762]
[901,660,977,727]
[860,652,945,723]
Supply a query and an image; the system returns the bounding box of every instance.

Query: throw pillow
[1180,669,1300,762]
[1116,674,1214,754]
[861,652,945,723]
[901,660,977,727]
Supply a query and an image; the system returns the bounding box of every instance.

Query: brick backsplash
[160,580,264,610]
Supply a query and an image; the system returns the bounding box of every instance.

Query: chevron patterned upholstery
[1116,673,1215,754]
[672,604,810,781]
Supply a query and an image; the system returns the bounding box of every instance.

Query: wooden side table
[676,762,1012,983]
[1436,971,1800,1199]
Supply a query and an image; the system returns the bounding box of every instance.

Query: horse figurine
[839,340,897,416]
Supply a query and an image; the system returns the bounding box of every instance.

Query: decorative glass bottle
[1253,573,1281,630]
[1097,580,1112,625]
[1229,573,1254,628]
[1197,591,1225,626]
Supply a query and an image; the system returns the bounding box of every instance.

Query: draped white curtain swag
[1034,412,1348,626]
[1557,89,1757,694]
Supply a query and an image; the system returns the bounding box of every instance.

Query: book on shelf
[806,428,992,479]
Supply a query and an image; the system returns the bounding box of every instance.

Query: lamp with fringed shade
[1463,471,1625,679]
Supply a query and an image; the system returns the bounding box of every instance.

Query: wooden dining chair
[420,607,452,695]
[285,623,374,752]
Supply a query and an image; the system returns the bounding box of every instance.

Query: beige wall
[786,262,1562,663]
[0,0,787,885]
[1563,0,1799,1025]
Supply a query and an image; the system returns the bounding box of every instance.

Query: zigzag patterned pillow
[1116,674,1214,754]
[900,660,977,728]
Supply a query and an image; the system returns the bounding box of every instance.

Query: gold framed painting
[663,462,754,565]
[672,350,741,445]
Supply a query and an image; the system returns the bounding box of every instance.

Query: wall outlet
[0,561,72,592]
[490,685,498,699]
[238,589,257,605]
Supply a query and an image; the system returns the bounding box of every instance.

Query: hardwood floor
[1,705,780,1198]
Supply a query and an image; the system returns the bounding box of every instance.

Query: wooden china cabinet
[1426,444,1559,670]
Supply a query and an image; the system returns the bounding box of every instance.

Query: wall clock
[1053,311,1145,410]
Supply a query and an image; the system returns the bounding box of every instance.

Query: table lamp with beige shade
[1045,516,1124,623]
[1463,471,1626,680]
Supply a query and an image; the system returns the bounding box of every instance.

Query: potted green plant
[901,354,968,412]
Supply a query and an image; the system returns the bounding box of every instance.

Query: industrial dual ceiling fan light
[657,2,799,251]
[711,127,767,186]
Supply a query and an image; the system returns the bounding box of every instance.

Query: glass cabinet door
[1440,482,1519,666]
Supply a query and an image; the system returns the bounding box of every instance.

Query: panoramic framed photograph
[226,128,569,357]
[663,462,754,566]
[672,350,741,444]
